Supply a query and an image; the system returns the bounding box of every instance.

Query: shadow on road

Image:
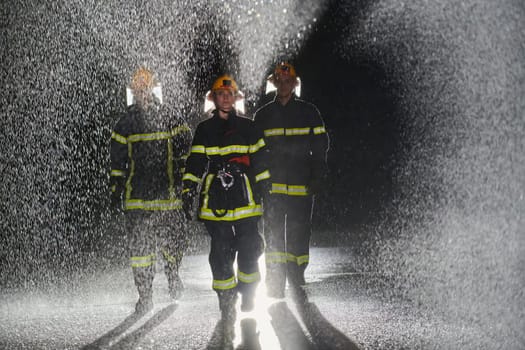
[236,318,262,350]
[268,301,316,350]
[296,302,361,350]
[81,303,178,350]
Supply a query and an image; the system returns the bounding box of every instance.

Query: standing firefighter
[253,62,329,303]
[182,75,270,341]
[109,67,192,315]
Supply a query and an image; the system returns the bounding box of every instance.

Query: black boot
[133,266,154,316]
[164,251,185,300]
[240,291,255,312]
[167,270,184,300]
[135,293,153,316]
[218,289,237,346]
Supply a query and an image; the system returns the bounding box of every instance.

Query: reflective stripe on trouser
[263,194,313,293]
[126,210,188,297]
[205,219,263,296]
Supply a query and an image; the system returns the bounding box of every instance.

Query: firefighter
[253,62,329,303]
[109,67,192,315]
[182,75,270,337]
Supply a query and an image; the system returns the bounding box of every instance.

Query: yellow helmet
[130,67,155,92]
[273,61,297,79]
[211,75,239,94]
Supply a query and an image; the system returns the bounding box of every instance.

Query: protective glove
[182,190,195,221]
[110,189,123,214]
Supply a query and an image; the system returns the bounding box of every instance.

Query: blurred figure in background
[109,67,192,315]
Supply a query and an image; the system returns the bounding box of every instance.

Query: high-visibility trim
[238,270,261,284]
[313,126,326,135]
[265,252,291,264]
[127,131,174,143]
[161,249,178,264]
[130,254,156,268]
[182,172,202,184]
[286,127,310,136]
[264,127,313,137]
[111,184,117,192]
[255,170,271,183]
[212,276,238,290]
[111,169,126,177]
[191,145,206,154]
[111,132,127,144]
[249,138,266,153]
[198,173,261,221]
[125,199,182,210]
[167,139,175,197]
[266,252,309,266]
[125,144,134,200]
[199,205,262,221]
[264,128,285,137]
[205,145,250,156]
[270,183,309,196]
[171,124,191,136]
[296,254,310,266]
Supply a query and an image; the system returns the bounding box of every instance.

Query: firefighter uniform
[254,92,329,299]
[110,91,192,313]
[182,107,270,312]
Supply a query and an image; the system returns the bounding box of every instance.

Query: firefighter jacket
[253,95,329,196]
[110,103,192,211]
[182,109,270,222]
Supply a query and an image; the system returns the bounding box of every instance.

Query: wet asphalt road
[0,248,504,349]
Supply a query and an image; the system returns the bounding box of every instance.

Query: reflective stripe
[270,183,309,196]
[286,127,310,135]
[206,145,249,155]
[264,128,285,137]
[249,138,266,153]
[171,124,191,136]
[296,254,310,266]
[111,132,127,144]
[266,252,309,266]
[213,276,237,290]
[191,145,206,154]
[238,270,261,284]
[264,127,312,137]
[167,139,175,197]
[199,204,262,221]
[255,170,271,182]
[161,249,178,264]
[182,173,202,184]
[313,126,326,135]
[125,199,182,210]
[130,254,156,268]
[265,252,291,264]
[111,169,126,177]
[128,131,173,143]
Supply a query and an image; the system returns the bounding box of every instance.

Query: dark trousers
[126,210,187,298]
[204,219,264,298]
[263,195,314,295]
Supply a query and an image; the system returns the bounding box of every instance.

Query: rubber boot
[240,290,255,312]
[218,289,237,347]
[166,264,184,301]
[134,266,154,316]
[265,265,286,299]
